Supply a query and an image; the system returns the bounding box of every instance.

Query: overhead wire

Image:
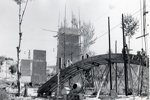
[95,23,120,40]
[92,0,123,24]
[94,6,147,41]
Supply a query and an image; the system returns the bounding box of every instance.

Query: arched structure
[38,53,148,96]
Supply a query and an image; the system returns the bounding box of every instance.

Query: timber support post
[122,14,128,96]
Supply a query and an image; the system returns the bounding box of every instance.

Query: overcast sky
[0,0,149,65]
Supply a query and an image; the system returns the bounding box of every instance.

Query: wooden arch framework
[38,53,148,96]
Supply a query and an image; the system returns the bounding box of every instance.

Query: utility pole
[142,0,149,99]
[115,40,117,93]
[57,57,61,100]
[108,17,112,93]
[136,0,149,98]
[126,45,135,99]
[140,61,144,95]
[122,14,128,96]
[63,4,66,69]
[78,7,82,60]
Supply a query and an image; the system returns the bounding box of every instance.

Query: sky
[0,0,149,65]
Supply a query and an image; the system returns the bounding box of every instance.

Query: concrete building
[57,27,81,72]
[31,50,47,85]
[20,59,32,83]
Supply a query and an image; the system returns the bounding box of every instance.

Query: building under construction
[56,27,81,71]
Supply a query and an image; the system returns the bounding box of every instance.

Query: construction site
[0,0,149,100]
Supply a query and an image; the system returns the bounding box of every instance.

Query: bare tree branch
[20,0,29,24]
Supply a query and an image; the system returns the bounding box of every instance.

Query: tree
[9,65,17,75]
[0,56,5,65]
[71,12,78,29]
[13,0,30,96]
[80,22,96,57]
[70,12,96,57]
[122,14,139,49]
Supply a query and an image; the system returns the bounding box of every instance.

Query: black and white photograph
[0,0,149,100]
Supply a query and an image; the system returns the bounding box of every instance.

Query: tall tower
[57,27,80,71]
[31,50,47,85]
